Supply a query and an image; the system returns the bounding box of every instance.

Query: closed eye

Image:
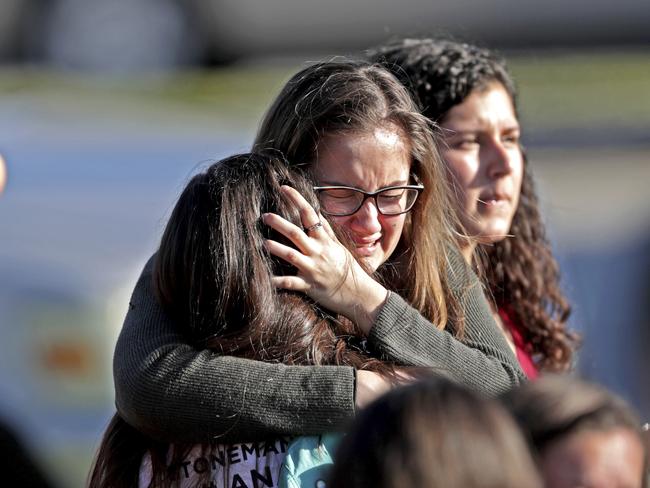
[378,191,405,200]
[321,189,357,198]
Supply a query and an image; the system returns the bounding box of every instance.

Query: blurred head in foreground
[502,375,648,488]
[328,378,542,488]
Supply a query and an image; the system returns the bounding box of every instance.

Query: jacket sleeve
[367,249,526,396]
[113,256,356,444]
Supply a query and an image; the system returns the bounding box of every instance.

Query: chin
[478,226,511,244]
[367,258,382,272]
[362,254,384,273]
[479,235,506,245]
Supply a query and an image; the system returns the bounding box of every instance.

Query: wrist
[351,276,389,335]
[355,370,392,409]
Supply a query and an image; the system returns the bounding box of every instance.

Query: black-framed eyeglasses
[313,179,424,217]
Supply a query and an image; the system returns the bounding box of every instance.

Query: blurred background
[0,0,648,486]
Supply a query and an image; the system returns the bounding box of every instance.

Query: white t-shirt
[139,437,292,488]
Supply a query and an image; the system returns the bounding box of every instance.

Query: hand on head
[263,185,389,334]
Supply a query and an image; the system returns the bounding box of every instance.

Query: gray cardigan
[113,250,524,443]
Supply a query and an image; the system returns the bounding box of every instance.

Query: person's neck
[460,241,476,266]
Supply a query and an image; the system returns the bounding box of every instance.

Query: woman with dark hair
[502,375,648,488]
[90,153,408,487]
[328,378,543,488]
[110,60,523,455]
[369,38,577,376]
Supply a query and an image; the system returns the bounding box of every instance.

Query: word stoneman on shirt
[168,436,293,488]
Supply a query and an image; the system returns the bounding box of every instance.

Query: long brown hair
[89,153,398,488]
[369,38,577,371]
[253,59,468,332]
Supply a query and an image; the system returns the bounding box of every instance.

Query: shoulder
[445,244,478,292]
[279,434,343,488]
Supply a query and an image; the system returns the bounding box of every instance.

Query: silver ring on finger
[304,221,323,234]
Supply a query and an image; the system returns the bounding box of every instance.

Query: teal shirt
[279,434,343,488]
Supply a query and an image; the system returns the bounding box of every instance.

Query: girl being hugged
[92,153,407,487]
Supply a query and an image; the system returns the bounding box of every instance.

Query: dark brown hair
[329,378,543,488]
[89,153,398,487]
[369,38,577,371]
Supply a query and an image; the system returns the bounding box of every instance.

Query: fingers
[271,275,309,291]
[280,186,323,233]
[264,238,312,270]
[262,185,331,251]
[319,213,337,240]
[263,213,315,255]
[303,221,324,234]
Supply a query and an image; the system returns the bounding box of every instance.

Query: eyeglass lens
[318,187,419,216]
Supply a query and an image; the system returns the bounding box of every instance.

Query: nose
[484,138,515,179]
[349,198,382,235]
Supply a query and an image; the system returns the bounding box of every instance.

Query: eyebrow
[316,178,410,189]
[440,119,521,135]
[442,125,521,136]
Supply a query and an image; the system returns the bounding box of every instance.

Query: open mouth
[354,236,381,256]
[479,192,510,209]
[482,197,507,206]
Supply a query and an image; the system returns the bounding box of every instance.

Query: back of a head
[503,375,648,488]
[155,152,317,345]
[368,37,517,122]
[91,154,318,488]
[329,378,542,488]
[504,375,641,443]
